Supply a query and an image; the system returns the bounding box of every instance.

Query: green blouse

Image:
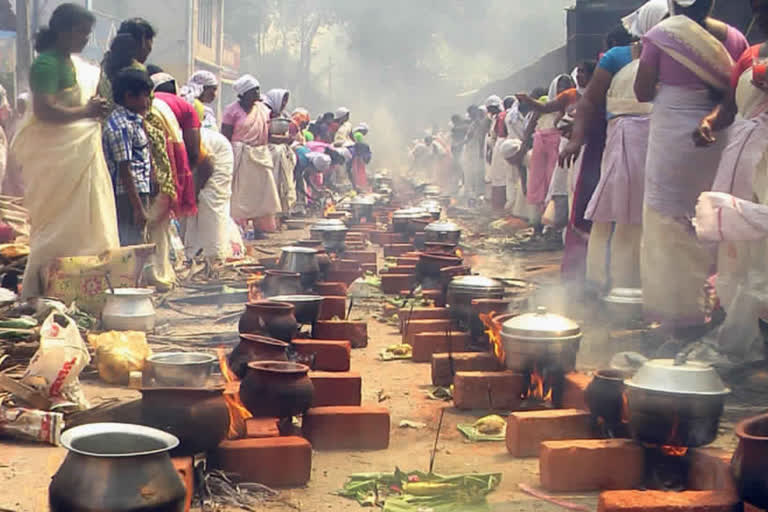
[30,51,77,95]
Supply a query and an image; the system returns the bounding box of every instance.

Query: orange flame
[324,201,336,217]
[621,391,631,424]
[217,349,252,439]
[659,413,688,456]
[455,248,464,259]
[524,364,553,402]
[479,311,505,363]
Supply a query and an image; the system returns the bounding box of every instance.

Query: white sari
[13,56,118,298]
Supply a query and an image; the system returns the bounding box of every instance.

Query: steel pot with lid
[392,208,427,234]
[419,199,443,220]
[424,220,461,245]
[500,307,582,373]
[102,288,156,332]
[603,288,643,322]
[309,219,348,251]
[350,195,375,223]
[424,184,441,197]
[447,275,505,328]
[49,423,186,512]
[625,358,730,447]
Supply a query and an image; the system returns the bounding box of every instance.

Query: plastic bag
[23,312,91,409]
[88,331,151,385]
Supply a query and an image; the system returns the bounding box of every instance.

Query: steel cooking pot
[392,208,428,234]
[144,352,216,388]
[309,219,348,251]
[447,275,505,328]
[419,200,443,220]
[350,195,375,223]
[102,288,156,332]
[268,294,325,325]
[424,185,441,197]
[279,246,320,290]
[624,358,730,447]
[500,307,582,372]
[50,423,186,512]
[603,288,643,322]
[424,220,461,245]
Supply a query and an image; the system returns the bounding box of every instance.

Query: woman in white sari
[13,4,117,299]
[634,0,748,334]
[693,0,768,308]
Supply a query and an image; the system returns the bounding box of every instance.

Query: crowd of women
[431,0,768,349]
[4,3,373,299]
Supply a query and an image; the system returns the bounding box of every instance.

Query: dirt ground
[0,223,763,512]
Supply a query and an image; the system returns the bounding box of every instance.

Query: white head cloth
[549,74,573,100]
[263,88,289,113]
[623,0,669,37]
[189,70,218,87]
[485,95,503,110]
[233,74,260,96]
[308,152,331,172]
[353,122,369,134]
[668,0,697,13]
[335,107,350,119]
[151,72,176,90]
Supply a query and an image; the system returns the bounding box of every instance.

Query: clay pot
[733,413,768,508]
[140,387,230,456]
[228,333,289,379]
[585,369,629,438]
[261,270,302,298]
[424,242,459,255]
[315,282,348,296]
[239,301,299,343]
[239,361,314,418]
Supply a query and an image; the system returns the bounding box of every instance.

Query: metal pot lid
[448,275,504,293]
[424,185,441,194]
[501,307,581,339]
[281,246,318,255]
[419,199,442,211]
[107,288,154,297]
[351,195,376,205]
[393,208,426,219]
[603,288,643,305]
[425,221,460,233]
[625,359,731,396]
[310,219,348,232]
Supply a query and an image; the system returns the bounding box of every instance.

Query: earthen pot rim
[736,412,768,441]
[247,360,310,375]
[245,300,295,313]
[265,270,301,277]
[238,333,290,348]
[140,386,226,394]
[594,369,629,381]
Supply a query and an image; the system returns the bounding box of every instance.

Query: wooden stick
[0,374,51,410]
[428,407,446,474]
[518,483,590,511]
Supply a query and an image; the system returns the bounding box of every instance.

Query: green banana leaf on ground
[337,469,501,511]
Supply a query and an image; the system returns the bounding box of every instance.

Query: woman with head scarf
[222,75,281,236]
[332,107,352,147]
[291,107,311,144]
[691,0,768,317]
[294,143,331,211]
[560,0,668,294]
[262,89,296,216]
[514,73,579,240]
[182,70,219,129]
[633,0,748,337]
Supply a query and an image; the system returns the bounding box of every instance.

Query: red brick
[303,406,390,450]
[373,232,402,246]
[315,282,348,296]
[384,244,416,258]
[562,372,591,411]
[172,457,193,512]
[431,352,502,386]
[598,491,738,512]
[215,437,311,487]
[399,307,452,332]
[402,319,455,345]
[309,371,361,407]
[453,371,524,410]
[423,289,446,307]
[245,417,280,438]
[688,448,737,493]
[345,250,377,265]
[411,331,471,363]
[325,268,363,285]
[292,339,351,372]
[333,259,363,271]
[506,409,593,457]
[540,439,644,492]
[381,274,417,294]
[314,320,368,348]
[319,296,347,320]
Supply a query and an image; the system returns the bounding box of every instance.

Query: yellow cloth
[13,56,119,299]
